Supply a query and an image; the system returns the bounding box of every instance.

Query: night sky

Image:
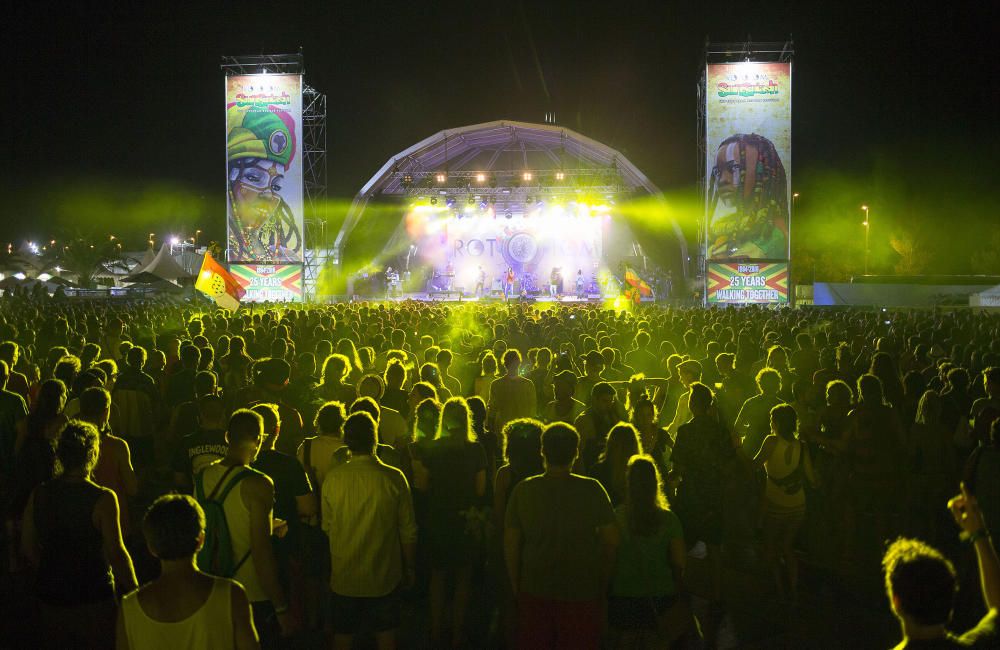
[2,2,995,273]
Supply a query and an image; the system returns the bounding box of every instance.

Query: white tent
[123,244,192,283]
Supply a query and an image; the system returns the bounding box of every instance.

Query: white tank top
[200,463,266,602]
[122,577,233,650]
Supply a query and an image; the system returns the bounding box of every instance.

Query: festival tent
[122,244,192,284]
[970,284,1000,308]
[127,248,156,275]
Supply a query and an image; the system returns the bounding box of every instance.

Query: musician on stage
[549,267,561,298]
[575,269,586,299]
[504,266,515,300]
[475,265,486,298]
[385,266,398,299]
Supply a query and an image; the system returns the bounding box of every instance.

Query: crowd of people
[1,293,999,649]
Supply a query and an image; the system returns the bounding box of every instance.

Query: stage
[372,291,604,303]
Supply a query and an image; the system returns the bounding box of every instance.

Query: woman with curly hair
[21,420,137,648]
[316,353,357,406]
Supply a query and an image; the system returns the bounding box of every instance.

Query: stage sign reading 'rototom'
[705,62,791,262]
[226,74,304,264]
[707,262,789,305]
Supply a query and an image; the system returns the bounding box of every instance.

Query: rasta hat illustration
[708,133,788,259]
[226,104,302,263]
[227,105,295,167]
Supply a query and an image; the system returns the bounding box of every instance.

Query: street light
[791,193,800,261]
[862,205,870,275]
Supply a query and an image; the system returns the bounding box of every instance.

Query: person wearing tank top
[117,494,258,650]
[194,409,297,643]
[21,420,137,650]
[750,404,816,603]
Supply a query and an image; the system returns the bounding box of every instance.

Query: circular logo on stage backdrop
[504,232,539,265]
[268,130,288,156]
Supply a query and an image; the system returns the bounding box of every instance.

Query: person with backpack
[194,409,297,646]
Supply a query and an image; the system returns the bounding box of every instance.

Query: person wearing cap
[541,370,585,424]
[226,104,302,263]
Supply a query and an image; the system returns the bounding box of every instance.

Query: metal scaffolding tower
[221,50,328,302]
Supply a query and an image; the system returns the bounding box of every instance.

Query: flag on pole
[195,252,245,310]
[623,266,653,298]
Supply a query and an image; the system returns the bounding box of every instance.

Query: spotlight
[522,172,533,182]
[555,171,565,181]
[436,173,447,184]
[475,173,486,183]
[468,196,476,205]
[479,201,488,210]
[430,197,438,205]
[505,212,513,220]
[402,173,414,187]
[446,197,456,208]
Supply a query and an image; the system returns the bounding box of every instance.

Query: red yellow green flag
[624,266,653,297]
[195,252,245,310]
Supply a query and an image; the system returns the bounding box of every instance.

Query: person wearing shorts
[321,412,417,649]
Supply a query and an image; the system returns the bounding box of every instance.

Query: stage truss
[333,121,689,299]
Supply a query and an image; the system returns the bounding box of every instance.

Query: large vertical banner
[705,62,791,264]
[225,74,304,263]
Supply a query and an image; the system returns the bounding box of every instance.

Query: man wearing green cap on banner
[227,104,302,263]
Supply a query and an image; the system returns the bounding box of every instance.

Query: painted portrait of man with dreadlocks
[226,103,303,263]
[708,133,789,259]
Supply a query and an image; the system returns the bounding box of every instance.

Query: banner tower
[699,40,794,305]
[221,52,328,303]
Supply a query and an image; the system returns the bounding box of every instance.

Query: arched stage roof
[335,120,688,274]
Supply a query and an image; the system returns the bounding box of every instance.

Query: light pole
[862,205,870,275]
[791,192,799,257]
